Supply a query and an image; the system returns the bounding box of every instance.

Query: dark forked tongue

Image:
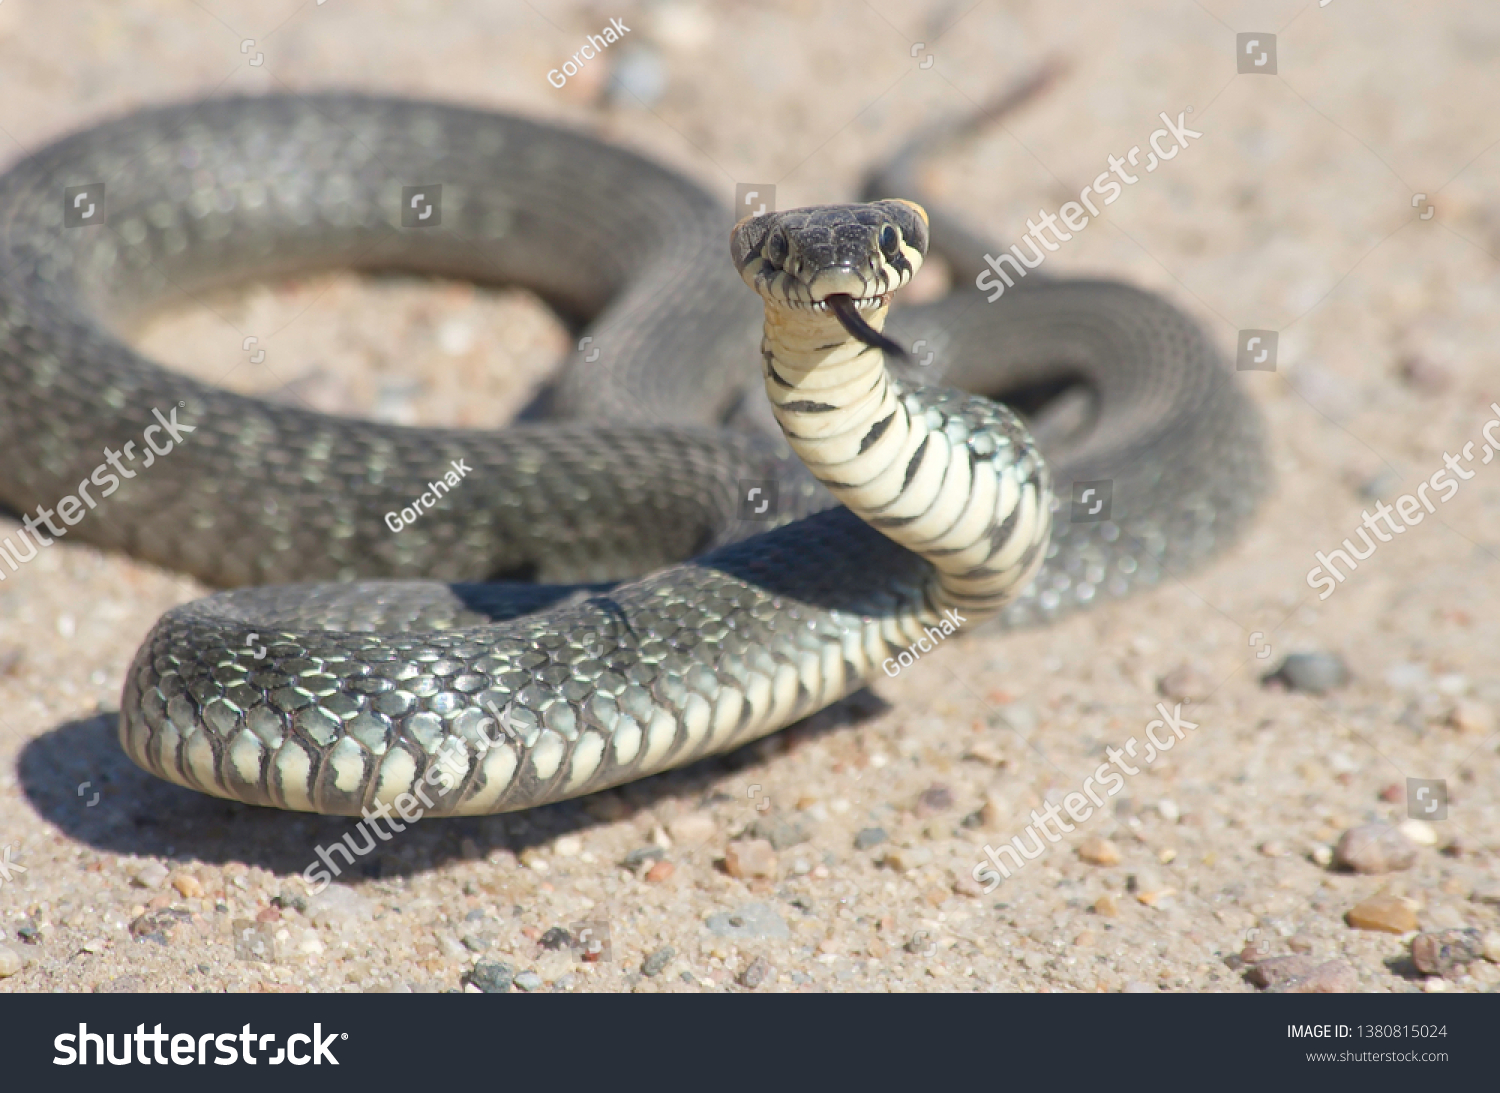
[827,294,907,360]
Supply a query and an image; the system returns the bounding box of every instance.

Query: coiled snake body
[0,95,1267,816]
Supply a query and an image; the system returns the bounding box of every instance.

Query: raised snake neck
[0,93,1269,816]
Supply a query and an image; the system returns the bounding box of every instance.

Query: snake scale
[0,94,1267,817]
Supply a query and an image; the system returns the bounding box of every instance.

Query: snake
[0,93,1267,818]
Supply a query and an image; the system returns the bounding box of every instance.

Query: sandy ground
[1,0,1499,994]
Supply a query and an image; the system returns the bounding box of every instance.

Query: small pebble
[513,970,544,992]
[747,815,808,850]
[1265,652,1349,695]
[1334,824,1417,874]
[915,783,954,816]
[1310,845,1334,867]
[607,45,668,108]
[232,920,278,963]
[304,886,375,927]
[705,902,790,940]
[1397,354,1452,394]
[979,796,1007,828]
[963,741,1006,767]
[1129,870,1175,906]
[854,827,888,851]
[465,962,514,993]
[1411,928,1485,977]
[1247,955,1314,989]
[622,846,665,869]
[1378,783,1405,803]
[1287,933,1315,954]
[1346,894,1419,934]
[884,846,934,872]
[1447,700,1494,735]
[1259,840,1287,858]
[552,835,582,858]
[130,862,169,889]
[738,956,771,989]
[171,874,204,899]
[1398,819,1438,847]
[1157,799,1180,823]
[1158,664,1212,702]
[1077,837,1120,866]
[1269,961,1359,994]
[1483,933,1500,963]
[1471,881,1500,906]
[1093,893,1121,917]
[724,839,777,879]
[130,909,194,946]
[644,860,675,883]
[538,927,573,951]
[0,944,21,977]
[641,945,675,977]
[666,812,716,844]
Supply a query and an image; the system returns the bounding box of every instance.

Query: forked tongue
[827,293,907,360]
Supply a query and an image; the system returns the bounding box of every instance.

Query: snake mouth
[823,293,906,358]
[783,292,890,312]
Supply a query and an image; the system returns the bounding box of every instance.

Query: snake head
[731,200,928,356]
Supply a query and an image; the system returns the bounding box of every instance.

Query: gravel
[0,0,1494,1001]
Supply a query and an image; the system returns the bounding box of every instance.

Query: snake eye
[879,223,900,254]
[766,229,788,265]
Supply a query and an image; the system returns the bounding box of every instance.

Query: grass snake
[0,93,1268,816]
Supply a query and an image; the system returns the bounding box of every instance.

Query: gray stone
[1265,652,1349,695]
[1247,955,1315,989]
[538,926,572,950]
[854,827,888,850]
[642,945,675,977]
[1333,823,1417,874]
[705,902,790,940]
[748,815,808,851]
[465,962,513,993]
[1411,929,1486,978]
[513,970,544,992]
[739,956,771,989]
[622,847,665,869]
